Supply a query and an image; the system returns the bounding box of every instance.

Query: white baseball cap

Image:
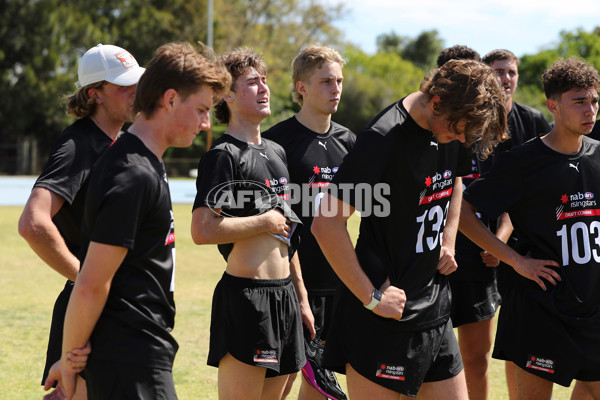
[75,43,145,88]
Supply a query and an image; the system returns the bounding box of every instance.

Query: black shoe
[301,339,347,400]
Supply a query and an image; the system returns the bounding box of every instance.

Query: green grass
[0,205,576,399]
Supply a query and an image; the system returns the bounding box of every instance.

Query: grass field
[0,205,576,399]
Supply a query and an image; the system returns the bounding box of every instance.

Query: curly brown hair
[214,48,267,124]
[420,59,508,159]
[542,57,600,100]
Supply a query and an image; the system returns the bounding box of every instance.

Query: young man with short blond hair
[264,45,355,400]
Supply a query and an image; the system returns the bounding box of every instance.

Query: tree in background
[376,29,444,69]
[166,0,347,175]
[1,0,214,174]
[376,31,406,54]
[1,0,346,175]
[1,0,86,174]
[3,0,600,175]
[212,0,345,124]
[518,28,600,122]
[335,46,424,132]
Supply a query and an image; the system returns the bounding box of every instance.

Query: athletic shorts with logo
[207,272,305,377]
[450,279,501,327]
[493,284,600,386]
[323,288,463,397]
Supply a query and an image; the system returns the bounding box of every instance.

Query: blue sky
[325,0,600,58]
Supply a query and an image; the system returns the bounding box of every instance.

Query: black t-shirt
[453,102,551,280]
[482,101,551,169]
[82,132,178,370]
[193,134,300,261]
[452,157,495,281]
[263,117,356,295]
[331,98,471,330]
[464,136,600,327]
[34,117,113,257]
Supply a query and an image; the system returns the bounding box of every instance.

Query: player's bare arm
[437,177,462,275]
[460,199,561,290]
[45,243,127,398]
[191,206,291,245]
[192,206,293,280]
[312,194,406,320]
[290,252,316,339]
[64,342,91,373]
[480,212,514,267]
[18,188,80,281]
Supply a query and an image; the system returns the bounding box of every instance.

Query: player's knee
[461,351,490,371]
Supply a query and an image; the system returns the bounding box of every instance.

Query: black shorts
[207,273,305,377]
[449,279,500,327]
[497,236,529,297]
[496,262,521,298]
[86,359,177,400]
[42,281,85,386]
[307,294,336,342]
[323,289,463,397]
[493,286,600,386]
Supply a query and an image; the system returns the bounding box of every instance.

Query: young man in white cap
[19,43,144,400]
[43,41,230,400]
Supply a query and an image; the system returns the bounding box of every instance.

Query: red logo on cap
[115,50,136,68]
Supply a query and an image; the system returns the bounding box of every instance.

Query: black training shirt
[193,134,300,260]
[34,117,113,256]
[82,132,178,370]
[464,136,600,327]
[264,117,356,295]
[332,98,471,330]
[454,102,551,280]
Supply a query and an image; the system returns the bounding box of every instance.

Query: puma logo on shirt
[318,141,328,150]
[260,152,269,160]
[569,162,579,172]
